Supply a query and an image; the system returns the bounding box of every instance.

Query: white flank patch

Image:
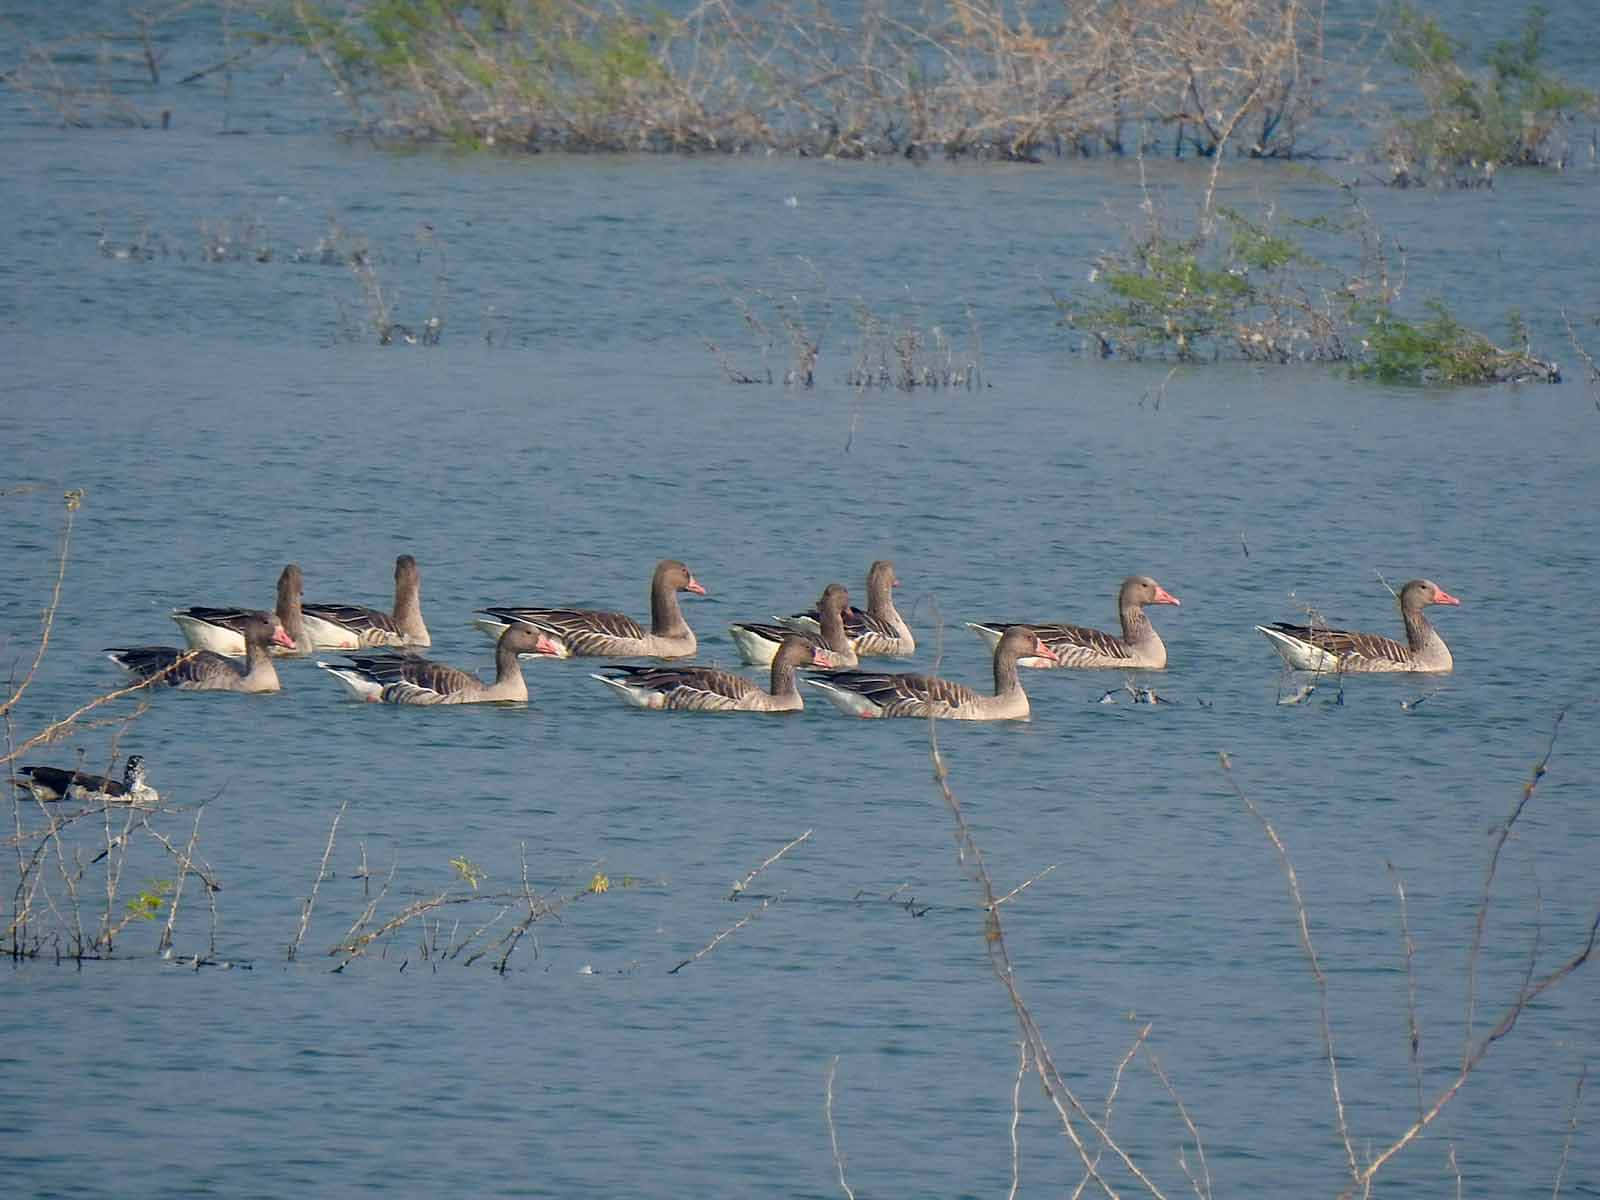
[317,662,385,701]
[806,679,880,718]
[171,614,246,656]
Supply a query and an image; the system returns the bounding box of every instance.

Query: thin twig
[290,798,346,961]
[1465,709,1565,1064]
[1009,1039,1029,1200]
[1385,859,1425,1121]
[990,863,1058,910]
[728,828,812,898]
[824,1055,855,1200]
[1220,751,1360,1187]
[669,895,778,974]
[158,802,207,954]
[1551,1063,1587,1199]
[1,492,78,718]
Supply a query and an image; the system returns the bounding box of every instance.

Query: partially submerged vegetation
[1057,189,1561,383]
[289,0,1329,160]
[709,283,984,390]
[1382,3,1597,184]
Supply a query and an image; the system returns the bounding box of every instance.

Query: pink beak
[271,626,296,649]
[685,577,707,596]
[1033,638,1060,664]
[1434,587,1461,606]
[812,649,832,667]
[534,633,564,656]
[1153,586,1181,606]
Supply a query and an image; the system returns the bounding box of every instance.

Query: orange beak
[685,577,707,596]
[1033,638,1060,664]
[1434,587,1461,606]
[1153,586,1181,606]
[271,626,296,649]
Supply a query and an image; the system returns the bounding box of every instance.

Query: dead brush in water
[709,284,982,389]
[845,300,983,391]
[291,0,1332,161]
[291,800,627,973]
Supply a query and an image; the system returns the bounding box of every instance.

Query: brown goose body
[777,561,915,657]
[968,576,1180,669]
[107,612,295,693]
[1257,579,1459,673]
[730,583,859,668]
[318,624,555,705]
[476,559,706,659]
[808,625,1059,720]
[171,563,313,656]
[593,635,827,712]
[302,555,430,650]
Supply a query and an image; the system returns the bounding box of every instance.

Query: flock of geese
[15,555,1462,805]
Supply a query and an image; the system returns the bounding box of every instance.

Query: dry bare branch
[1219,750,1359,1188]
[290,798,346,961]
[824,1055,855,1200]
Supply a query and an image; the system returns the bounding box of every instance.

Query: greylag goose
[729,583,858,668]
[106,612,295,692]
[776,560,915,657]
[1256,579,1460,673]
[475,559,706,659]
[317,623,557,705]
[171,563,313,656]
[14,755,158,804]
[592,633,829,712]
[301,554,430,650]
[967,576,1181,669]
[808,625,1059,720]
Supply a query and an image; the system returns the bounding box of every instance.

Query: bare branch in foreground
[932,720,1168,1198]
[1,490,77,719]
[1464,709,1565,1064]
[824,1055,855,1200]
[1551,1063,1587,1198]
[1385,859,1425,1121]
[1072,1023,1153,1200]
[158,802,207,954]
[1009,1039,1029,1200]
[289,798,346,961]
[669,894,778,974]
[728,828,811,899]
[1143,1046,1211,1200]
[990,862,1058,911]
[1219,750,1360,1188]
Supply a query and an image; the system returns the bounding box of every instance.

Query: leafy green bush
[1061,193,1559,384]
[1385,3,1596,178]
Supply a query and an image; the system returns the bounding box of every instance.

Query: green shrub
[1385,3,1596,177]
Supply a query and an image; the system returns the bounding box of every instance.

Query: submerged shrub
[1061,191,1559,384]
[1383,3,1596,182]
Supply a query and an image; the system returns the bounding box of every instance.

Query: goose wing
[106,646,222,687]
[814,669,976,717]
[598,664,754,710]
[303,602,400,637]
[492,607,647,656]
[1262,622,1410,666]
[171,606,254,631]
[338,652,479,700]
[1034,621,1133,661]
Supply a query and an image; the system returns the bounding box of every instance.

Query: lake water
[3,5,1598,1197]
